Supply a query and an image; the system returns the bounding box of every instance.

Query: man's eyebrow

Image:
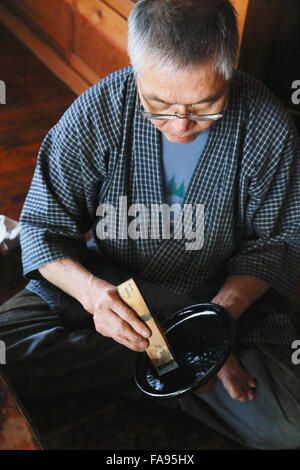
[144,89,226,105]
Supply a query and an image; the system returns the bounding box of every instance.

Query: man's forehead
[141,88,228,106]
[136,63,229,105]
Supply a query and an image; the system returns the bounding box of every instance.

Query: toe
[237,392,247,403]
[248,377,257,388]
[228,382,245,401]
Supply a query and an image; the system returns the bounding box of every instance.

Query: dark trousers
[1,288,300,450]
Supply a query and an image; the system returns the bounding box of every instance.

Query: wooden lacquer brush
[117,278,178,376]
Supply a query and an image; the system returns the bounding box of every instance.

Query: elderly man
[1,0,300,450]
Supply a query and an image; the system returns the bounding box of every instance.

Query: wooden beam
[69,53,101,84]
[230,0,250,50]
[0,3,91,95]
[101,0,134,19]
[73,0,128,55]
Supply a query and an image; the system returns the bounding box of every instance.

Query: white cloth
[0,216,20,252]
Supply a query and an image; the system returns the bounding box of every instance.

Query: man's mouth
[172,134,194,141]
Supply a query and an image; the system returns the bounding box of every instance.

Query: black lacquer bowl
[134,303,235,399]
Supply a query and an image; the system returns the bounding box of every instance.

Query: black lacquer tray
[134,303,235,399]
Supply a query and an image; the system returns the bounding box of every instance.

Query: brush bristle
[157,360,179,376]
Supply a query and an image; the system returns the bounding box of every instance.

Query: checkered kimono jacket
[20,66,300,344]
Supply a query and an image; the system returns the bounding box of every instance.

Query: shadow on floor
[21,391,244,450]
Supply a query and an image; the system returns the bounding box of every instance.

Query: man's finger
[109,311,149,350]
[113,298,151,338]
[113,329,149,352]
[121,330,149,351]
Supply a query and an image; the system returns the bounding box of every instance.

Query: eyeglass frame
[136,91,228,122]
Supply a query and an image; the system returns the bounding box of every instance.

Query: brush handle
[117,278,176,369]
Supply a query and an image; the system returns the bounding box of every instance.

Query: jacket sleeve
[20,103,105,281]
[226,127,300,300]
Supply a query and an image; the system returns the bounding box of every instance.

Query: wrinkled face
[136,63,230,144]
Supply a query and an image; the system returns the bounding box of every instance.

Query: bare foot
[217,353,256,402]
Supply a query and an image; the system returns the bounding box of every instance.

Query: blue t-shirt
[161,129,210,222]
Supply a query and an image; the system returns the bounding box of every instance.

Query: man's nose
[173,115,190,132]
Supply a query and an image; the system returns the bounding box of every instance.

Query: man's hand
[83,278,151,352]
[38,258,151,352]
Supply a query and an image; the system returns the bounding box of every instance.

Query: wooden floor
[0,23,76,221]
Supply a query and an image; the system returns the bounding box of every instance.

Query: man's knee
[247,417,300,450]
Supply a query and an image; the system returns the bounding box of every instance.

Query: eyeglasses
[136,92,227,122]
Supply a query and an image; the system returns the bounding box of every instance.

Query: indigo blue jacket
[20,67,300,344]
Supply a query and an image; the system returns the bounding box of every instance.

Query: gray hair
[128,0,239,80]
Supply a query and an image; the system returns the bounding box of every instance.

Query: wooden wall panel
[102,0,135,18]
[230,0,250,49]
[73,4,130,79]
[73,0,129,53]
[0,3,90,95]
[1,0,73,58]
[238,0,300,131]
